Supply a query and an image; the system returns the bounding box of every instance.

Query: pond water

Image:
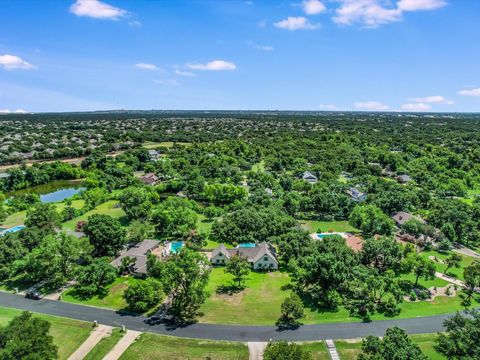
[7,180,85,203]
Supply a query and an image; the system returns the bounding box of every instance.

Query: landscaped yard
[62,276,139,311]
[336,339,362,360]
[299,220,359,233]
[199,268,477,326]
[83,328,124,360]
[0,306,92,360]
[62,200,126,231]
[300,341,329,359]
[420,250,476,281]
[119,333,248,360]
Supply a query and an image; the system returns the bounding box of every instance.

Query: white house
[211,242,278,270]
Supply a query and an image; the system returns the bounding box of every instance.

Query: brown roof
[345,235,363,252]
[392,211,425,226]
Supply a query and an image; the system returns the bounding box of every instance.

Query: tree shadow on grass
[216,282,245,295]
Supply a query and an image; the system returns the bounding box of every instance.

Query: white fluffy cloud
[458,88,480,97]
[274,17,319,30]
[333,0,446,28]
[402,103,431,111]
[134,63,158,71]
[0,109,27,114]
[410,95,454,104]
[175,69,196,77]
[70,0,127,20]
[302,0,326,15]
[354,101,389,111]
[0,55,36,70]
[187,60,236,71]
[397,0,446,11]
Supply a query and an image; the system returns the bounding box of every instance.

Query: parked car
[25,290,43,300]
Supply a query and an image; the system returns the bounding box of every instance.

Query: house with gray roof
[301,171,318,184]
[346,187,367,202]
[211,242,278,270]
[396,174,413,183]
[111,239,160,276]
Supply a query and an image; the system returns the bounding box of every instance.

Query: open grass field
[62,276,139,311]
[199,268,476,325]
[119,333,248,360]
[300,341,329,359]
[62,200,126,231]
[420,250,475,281]
[0,306,92,360]
[298,220,359,233]
[83,328,124,360]
[336,339,362,360]
[142,141,190,149]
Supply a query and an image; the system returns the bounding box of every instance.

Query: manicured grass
[119,333,248,360]
[199,269,477,325]
[411,333,446,360]
[197,214,213,235]
[62,200,126,231]
[399,273,450,289]
[83,328,124,360]
[55,199,85,213]
[300,341,329,360]
[0,306,92,360]
[420,250,475,281]
[336,339,362,360]
[298,220,359,233]
[142,141,190,149]
[62,277,139,311]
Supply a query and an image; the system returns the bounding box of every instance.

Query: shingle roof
[110,240,160,274]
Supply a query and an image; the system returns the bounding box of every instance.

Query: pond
[7,180,85,203]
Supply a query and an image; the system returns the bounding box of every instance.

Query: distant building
[396,174,413,183]
[346,187,367,202]
[211,242,278,270]
[110,239,160,276]
[140,172,159,186]
[392,211,425,226]
[301,171,318,184]
[0,173,10,179]
[148,149,160,161]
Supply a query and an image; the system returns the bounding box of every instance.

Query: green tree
[73,258,117,296]
[119,187,153,221]
[361,236,403,273]
[203,183,248,205]
[435,310,480,359]
[263,341,312,360]
[277,293,305,328]
[0,311,57,360]
[126,220,152,245]
[83,214,126,257]
[349,205,395,236]
[225,255,250,289]
[124,278,163,313]
[152,204,197,240]
[25,203,61,232]
[444,253,462,276]
[403,254,436,288]
[0,193,7,223]
[463,261,480,302]
[359,327,428,360]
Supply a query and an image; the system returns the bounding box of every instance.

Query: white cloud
[128,20,142,27]
[402,102,431,111]
[0,55,36,70]
[0,109,27,114]
[458,88,480,97]
[247,41,274,51]
[397,0,446,11]
[274,17,319,30]
[187,60,236,71]
[154,79,180,86]
[134,63,158,71]
[302,0,326,15]
[354,101,389,111]
[70,0,127,20]
[175,69,197,77]
[410,95,454,104]
[319,104,337,110]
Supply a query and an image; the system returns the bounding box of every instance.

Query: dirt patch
[429,255,444,264]
[213,287,248,306]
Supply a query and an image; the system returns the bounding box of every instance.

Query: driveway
[0,292,458,342]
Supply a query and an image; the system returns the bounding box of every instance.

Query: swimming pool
[169,241,184,254]
[238,243,256,248]
[316,232,345,240]
[0,225,26,236]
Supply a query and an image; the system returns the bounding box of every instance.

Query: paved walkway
[103,330,141,360]
[68,324,113,360]
[248,342,267,360]
[326,339,340,360]
[453,247,480,259]
[435,272,466,288]
[0,292,474,342]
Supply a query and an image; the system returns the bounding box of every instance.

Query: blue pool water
[0,225,26,236]
[317,233,341,239]
[238,243,256,248]
[170,241,184,254]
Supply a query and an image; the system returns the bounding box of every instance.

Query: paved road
[0,292,455,342]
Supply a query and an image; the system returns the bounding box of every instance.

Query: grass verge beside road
[83,328,124,360]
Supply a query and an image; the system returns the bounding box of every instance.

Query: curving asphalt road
[0,292,453,341]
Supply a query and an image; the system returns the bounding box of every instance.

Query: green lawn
[199,268,477,325]
[411,333,446,360]
[0,306,92,360]
[83,328,124,360]
[300,341,329,360]
[298,220,359,233]
[62,200,126,231]
[62,277,139,311]
[336,339,362,360]
[420,250,475,281]
[119,333,248,360]
[142,141,190,149]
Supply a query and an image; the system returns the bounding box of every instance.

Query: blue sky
[1,0,479,112]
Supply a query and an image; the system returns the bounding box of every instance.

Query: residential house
[110,239,160,276]
[396,174,413,183]
[346,187,367,202]
[148,149,161,161]
[140,172,159,186]
[392,211,425,227]
[211,242,278,270]
[301,171,318,184]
